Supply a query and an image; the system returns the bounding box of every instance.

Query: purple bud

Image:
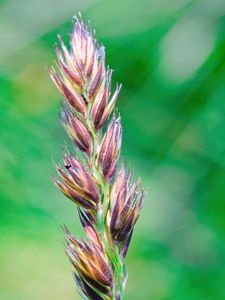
[55,45,81,86]
[85,33,96,78]
[109,166,144,252]
[63,155,99,204]
[49,68,86,116]
[54,154,99,209]
[88,47,105,99]
[98,84,122,129]
[64,225,113,297]
[53,177,95,209]
[98,116,122,181]
[91,79,107,129]
[61,108,93,156]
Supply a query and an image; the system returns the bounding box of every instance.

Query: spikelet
[50,15,144,300]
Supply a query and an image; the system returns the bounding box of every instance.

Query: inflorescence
[50,16,144,300]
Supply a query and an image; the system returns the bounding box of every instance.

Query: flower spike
[50,15,144,300]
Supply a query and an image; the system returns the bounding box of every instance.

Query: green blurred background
[1,0,225,299]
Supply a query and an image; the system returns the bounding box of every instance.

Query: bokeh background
[1,0,225,299]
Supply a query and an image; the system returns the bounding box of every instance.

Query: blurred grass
[1,0,225,299]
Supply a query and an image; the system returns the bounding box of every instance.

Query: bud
[90,70,109,129]
[71,17,97,79]
[55,41,81,87]
[60,107,93,156]
[88,47,105,99]
[64,225,113,299]
[53,177,95,209]
[98,83,122,129]
[91,70,122,130]
[54,154,99,209]
[49,67,86,116]
[97,116,122,181]
[108,166,144,255]
[78,208,100,250]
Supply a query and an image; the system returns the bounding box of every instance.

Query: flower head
[60,105,93,156]
[54,154,99,209]
[108,165,144,256]
[98,115,122,181]
[50,15,144,300]
[64,225,113,300]
[50,17,121,130]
